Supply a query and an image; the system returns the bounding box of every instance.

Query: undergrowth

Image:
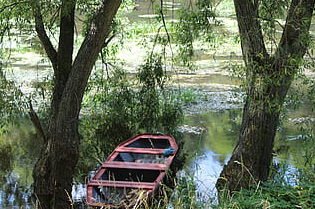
[77,54,184,179]
[129,167,315,209]
[216,171,315,209]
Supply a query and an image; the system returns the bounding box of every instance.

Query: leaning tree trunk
[31,0,122,208]
[216,0,315,193]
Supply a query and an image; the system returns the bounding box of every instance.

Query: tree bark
[216,0,315,193]
[32,0,122,208]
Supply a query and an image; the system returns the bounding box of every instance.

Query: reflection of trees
[227,109,242,137]
[274,111,314,169]
[0,142,13,176]
[1,173,31,207]
[183,110,242,165]
[0,121,39,207]
[205,110,241,156]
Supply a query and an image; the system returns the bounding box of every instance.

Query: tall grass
[97,163,314,209]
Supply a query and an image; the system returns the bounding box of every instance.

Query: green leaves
[0,0,33,33]
[259,0,289,51]
[174,0,220,69]
[80,54,182,160]
[0,67,25,133]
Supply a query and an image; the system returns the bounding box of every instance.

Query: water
[0,106,313,208]
[175,106,314,203]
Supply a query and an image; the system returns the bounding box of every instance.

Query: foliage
[0,0,134,50]
[227,62,247,84]
[0,0,33,38]
[0,65,25,133]
[77,54,183,178]
[259,0,289,50]
[169,175,204,209]
[137,54,169,132]
[174,0,220,69]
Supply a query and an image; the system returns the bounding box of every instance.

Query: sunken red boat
[86,133,178,207]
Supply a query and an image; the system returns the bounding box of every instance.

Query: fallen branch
[28,100,46,142]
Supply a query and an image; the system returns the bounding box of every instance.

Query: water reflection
[181,110,239,199]
[0,177,87,209]
[0,173,32,208]
[182,108,314,197]
[72,184,86,206]
[191,150,229,200]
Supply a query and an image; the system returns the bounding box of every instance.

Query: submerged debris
[288,117,315,124]
[177,125,207,135]
[182,90,244,114]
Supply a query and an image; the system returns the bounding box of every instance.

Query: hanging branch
[0,1,29,13]
[160,0,173,54]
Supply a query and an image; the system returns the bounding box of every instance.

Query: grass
[216,179,315,209]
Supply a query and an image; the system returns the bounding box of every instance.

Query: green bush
[77,54,183,179]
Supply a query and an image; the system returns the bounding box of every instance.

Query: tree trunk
[216,0,315,193]
[32,0,122,208]
[216,68,293,191]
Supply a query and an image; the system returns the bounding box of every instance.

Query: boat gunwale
[88,180,156,189]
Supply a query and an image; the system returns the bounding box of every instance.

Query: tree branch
[233,0,269,66]
[56,0,122,122]
[104,33,115,47]
[31,1,58,71]
[276,0,315,59]
[57,0,76,74]
[28,101,46,142]
[51,0,76,114]
[67,0,121,99]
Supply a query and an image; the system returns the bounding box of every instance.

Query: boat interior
[114,152,167,164]
[91,168,160,204]
[87,135,176,206]
[126,137,170,149]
